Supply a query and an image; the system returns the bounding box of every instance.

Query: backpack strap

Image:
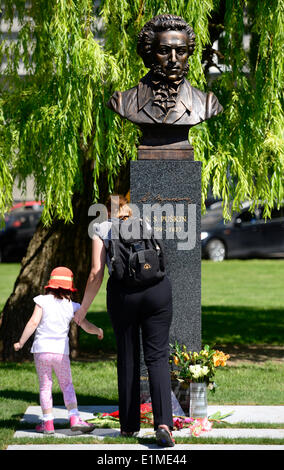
[138,250,146,264]
[107,221,120,269]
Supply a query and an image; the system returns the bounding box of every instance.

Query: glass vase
[189,382,207,418]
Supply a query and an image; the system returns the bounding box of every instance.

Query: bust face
[153,30,190,83]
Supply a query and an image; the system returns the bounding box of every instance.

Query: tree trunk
[0,159,107,361]
[0,157,130,362]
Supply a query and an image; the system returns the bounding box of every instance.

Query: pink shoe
[70,415,95,433]
[35,420,54,434]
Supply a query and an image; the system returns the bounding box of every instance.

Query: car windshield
[2,212,41,229]
[201,204,224,229]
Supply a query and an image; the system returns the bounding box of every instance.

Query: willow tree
[0,0,283,360]
[0,0,126,360]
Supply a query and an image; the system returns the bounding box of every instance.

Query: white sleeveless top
[31,294,81,355]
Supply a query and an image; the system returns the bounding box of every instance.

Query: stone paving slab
[21,405,284,424]
[11,403,284,452]
[7,443,284,451]
[13,427,284,440]
[207,405,284,423]
[21,405,116,424]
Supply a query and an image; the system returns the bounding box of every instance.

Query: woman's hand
[14,342,22,351]
[74,307,86,326]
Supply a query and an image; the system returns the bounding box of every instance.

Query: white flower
[208,382,217,391]
[189,365,209,379]
[202,366,209,376]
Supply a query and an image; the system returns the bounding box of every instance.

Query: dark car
[0,209,43,262]
[201,201,284,261]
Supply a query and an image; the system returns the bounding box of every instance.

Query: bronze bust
[107,15,223,157]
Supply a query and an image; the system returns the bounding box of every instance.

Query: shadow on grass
[0,389,118,406]
[0,362,35,371]
[80,306,284,355]
[202,305,284,345]
[79,311,116,354]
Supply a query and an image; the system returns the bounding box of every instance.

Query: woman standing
[74,195,174,447]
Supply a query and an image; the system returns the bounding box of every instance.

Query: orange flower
[213,351,230,367]
[174,356,179,365]
[213,355,221,367]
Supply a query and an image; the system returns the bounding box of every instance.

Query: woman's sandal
[156,427,175,447]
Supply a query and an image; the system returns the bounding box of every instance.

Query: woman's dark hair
[137,14,196,68]
[45,287,73,300]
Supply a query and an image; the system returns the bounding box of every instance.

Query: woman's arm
[14,305,43,351]
[74,236,106,326]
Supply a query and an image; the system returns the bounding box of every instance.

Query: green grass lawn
[0,359,283,449]
[76,259,284,352]
[0,260,283,449]
[1,260,283,350]
[202,259,284,345]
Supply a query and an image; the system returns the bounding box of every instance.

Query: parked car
[201,201,284,261]
[0,208,43,262]
[11,200,43,212]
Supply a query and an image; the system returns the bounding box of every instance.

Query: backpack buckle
[133,242,143,252]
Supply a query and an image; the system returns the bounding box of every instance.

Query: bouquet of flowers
[170,341,230,391]
[88,404,232,435]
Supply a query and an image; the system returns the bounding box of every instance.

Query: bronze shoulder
[107,87,138,120]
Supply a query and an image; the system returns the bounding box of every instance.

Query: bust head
[137,15,195,83]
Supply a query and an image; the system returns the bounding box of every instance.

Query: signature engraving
[138,193,192,203]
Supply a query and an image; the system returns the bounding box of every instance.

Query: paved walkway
[6,405,284,451]
[7,443,284,450]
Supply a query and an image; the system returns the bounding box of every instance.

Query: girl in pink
[14,266,103,434]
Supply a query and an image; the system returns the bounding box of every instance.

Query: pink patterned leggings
[34,353,77,411]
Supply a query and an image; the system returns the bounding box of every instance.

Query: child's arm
[14,305,43,351]
[80,319,104,340]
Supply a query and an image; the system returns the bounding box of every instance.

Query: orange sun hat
[44,267,77,292]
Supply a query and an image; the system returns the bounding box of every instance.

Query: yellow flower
[182,352,190,361]
[201,350,209,357]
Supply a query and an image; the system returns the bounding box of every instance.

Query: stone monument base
[130,159,202,403]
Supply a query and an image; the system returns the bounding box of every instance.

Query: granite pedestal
[130,159,202,396]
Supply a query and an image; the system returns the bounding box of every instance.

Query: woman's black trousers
[107,275,173,432]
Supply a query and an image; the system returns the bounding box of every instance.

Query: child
[14,266,103,435]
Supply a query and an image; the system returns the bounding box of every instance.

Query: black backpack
[107,217,166,288]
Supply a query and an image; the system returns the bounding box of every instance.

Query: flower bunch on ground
[170,342,230,390]
[88,404,232,436]
[173,416,213,435]
[88,403,153,426]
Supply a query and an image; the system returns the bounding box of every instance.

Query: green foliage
[0,0,120,224]
[0,0,283,223]
[101,0,284,219]
[195,0,284,218]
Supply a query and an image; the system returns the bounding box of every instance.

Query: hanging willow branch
[0,0,283,223]
[0,0,120,224]
[196,0,284,218]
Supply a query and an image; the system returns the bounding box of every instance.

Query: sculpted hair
[137,14,196,68]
